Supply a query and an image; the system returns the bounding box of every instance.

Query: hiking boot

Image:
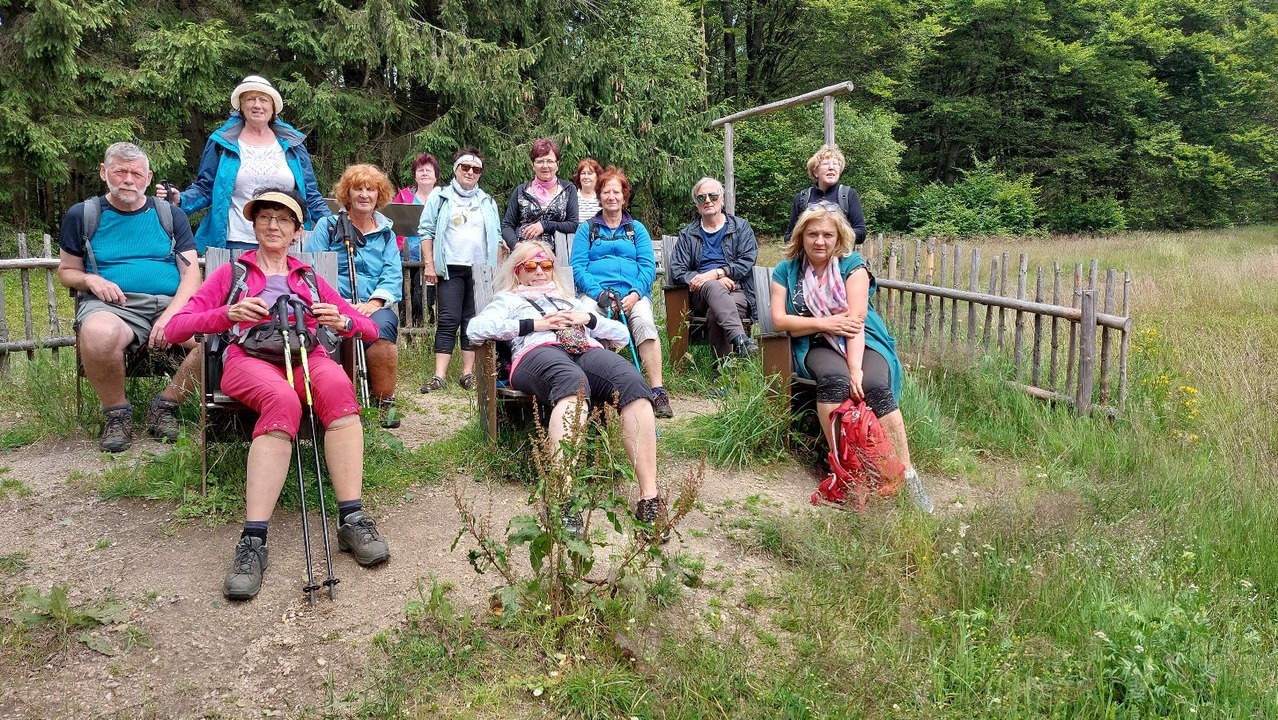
[378,397,401,429]
[634,496,672,544]
[99,405,133,453]
[904,468,934,514]
[223,536,269,600]
[560,501,584,540]
[144,396,181,443]
[337,511,391,566]
[732,334,759,358]
[459,373,477,391]
[651,388,674,419]
[420,375,446,393]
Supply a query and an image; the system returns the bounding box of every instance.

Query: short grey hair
[102,142,150,172]
[691,177,722,202]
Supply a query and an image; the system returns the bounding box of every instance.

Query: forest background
[2,0,1276,239]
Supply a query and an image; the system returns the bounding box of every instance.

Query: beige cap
[242,190,305,224]
[231,75,284,114]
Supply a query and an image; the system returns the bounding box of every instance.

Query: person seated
[304,163,404,428]
[668,176,760,361]
[783,145,867,244]
[769,203,933,513]
[467,241,669,541]
[165,188,390,600]
[568,167,673,418]
[57,142,203,453]
[501,137,579,249]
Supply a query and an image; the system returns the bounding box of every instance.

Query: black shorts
[511,345,652,409]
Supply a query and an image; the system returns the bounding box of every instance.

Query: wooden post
[1118,271,1132,408]
[823,95,836,146]
[0,257,8,376]
[43,234,60,360]
[967,248,980,353]
[951,243,961,346]
[1065,263,1083,396]
[723,122,736,216]
[997,251,1009,352]
[929,238,940,353]
[1100,269,1116,402]
[18,234,35,361]
[982,257,998,351]
[908,239,921,348]
[1032,268,1044,387]
[1076,290,1097,416]
[1013,253,1028,376]
[1049,262,1061,391]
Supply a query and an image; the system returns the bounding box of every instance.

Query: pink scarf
[802,260,849,356]
[531,177,560,206]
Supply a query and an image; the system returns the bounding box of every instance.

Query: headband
[453,154,482,171]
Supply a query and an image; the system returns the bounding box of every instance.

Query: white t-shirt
[443,195,488,267]
[227,141,294,245]
[577,194,600,223]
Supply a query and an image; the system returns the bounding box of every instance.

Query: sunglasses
[695,192,721,204]
[457,164,483,175]
[520,260,555,271]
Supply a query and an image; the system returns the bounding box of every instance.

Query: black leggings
[804,338,898,418]
[435,265,476,355]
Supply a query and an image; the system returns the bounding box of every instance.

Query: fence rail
[857,234,1131,416]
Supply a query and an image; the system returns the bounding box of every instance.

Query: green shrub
[908,160,1041,237]
[1047,195,1127,234]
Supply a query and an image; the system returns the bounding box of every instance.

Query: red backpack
[811,399,906,511]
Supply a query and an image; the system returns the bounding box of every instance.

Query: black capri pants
[435,265,476,355]
[804,337,898,418]
[512,345,653,409]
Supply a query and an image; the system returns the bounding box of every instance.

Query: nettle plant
[453,397,701,625]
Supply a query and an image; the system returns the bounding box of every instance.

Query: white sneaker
[904,468,934,514]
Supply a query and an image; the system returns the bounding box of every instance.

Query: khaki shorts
[578,295,660,345]
[74,291,173,353]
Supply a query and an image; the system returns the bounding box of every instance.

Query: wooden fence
[857,234,1132,417]
[0,234,70,375]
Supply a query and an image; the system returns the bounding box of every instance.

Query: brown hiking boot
[99,405,133,453]
[144,396,181,443]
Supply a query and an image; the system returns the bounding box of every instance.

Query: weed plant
[663,357,792,468]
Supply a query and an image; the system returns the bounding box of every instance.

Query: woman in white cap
[158,75,330,252]
[416,147,503,393]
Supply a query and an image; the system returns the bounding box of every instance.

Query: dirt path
[0,391,985,719]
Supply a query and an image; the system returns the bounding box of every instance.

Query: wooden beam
[711,82,855,128]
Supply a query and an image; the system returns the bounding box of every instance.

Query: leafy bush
[908,160,1041,237]
[1047,195,1127,234]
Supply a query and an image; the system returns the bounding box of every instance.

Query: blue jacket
[179,113,331,252]
[772,254,903,399]
[416,184,503,280]
[570,213,656,300]
[304,211,403,305]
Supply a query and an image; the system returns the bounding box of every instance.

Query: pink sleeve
[316,276,378,339]
[165,264,237,344]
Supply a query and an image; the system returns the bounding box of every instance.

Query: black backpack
[801,185,852,219]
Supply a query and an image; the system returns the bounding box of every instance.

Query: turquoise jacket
[416,184,503,280]
[772,254,903,399]
[304,211,403,305]
[179,113,330,252]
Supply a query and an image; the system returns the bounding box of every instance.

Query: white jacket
[467,291,630,370]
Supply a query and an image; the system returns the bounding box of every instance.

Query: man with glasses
[783,145,866,244]
[58,142,202,452]
[668,177,760,360]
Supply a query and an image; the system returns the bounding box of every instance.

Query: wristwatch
[342,316,353,333]
[716,268,726,279]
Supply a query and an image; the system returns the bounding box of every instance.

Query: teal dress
[771,254,903,400]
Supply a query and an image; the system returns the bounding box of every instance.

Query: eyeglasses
[457,164,483,175]
[695,192,721,204]
[533,158,558,166]
[254,213,298,228]
[520,260,555,271]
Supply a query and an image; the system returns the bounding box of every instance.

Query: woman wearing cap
[166,187,389,600]
[158,75,330,252]
[467,241,669,542]
[769,204,932,513]
[305,164,404,428]
[416,147,503,393]
[501,137,578,249]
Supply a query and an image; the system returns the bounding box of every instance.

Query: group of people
[58,74,932,602]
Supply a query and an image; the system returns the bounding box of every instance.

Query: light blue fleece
[415,184,503,280]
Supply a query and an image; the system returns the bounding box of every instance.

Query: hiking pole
[274,295,319,606]
[336,210,372,408]
[291,297,340,601]
[604,293,643,373]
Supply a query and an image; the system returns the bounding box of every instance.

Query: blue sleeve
[570,223,599,299]
[294,146,331,227]
[303,215,337,253]
[374,231,403,302]
[180,138,220,215]
[633,222,656,298]
[418,192,443,240]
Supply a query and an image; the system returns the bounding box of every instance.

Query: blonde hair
[805,145,846,182]
[333,163,394,209]
[495,241,573,294]
[784,204,856,260]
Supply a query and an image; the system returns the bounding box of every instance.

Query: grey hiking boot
[378,397,401,429]
[635,496,672,544]
[223,536,269,600]
[651,388,674,419]
[337,511,391,566]
[904,468,934,514]
[145,396,181,443]
[99,405,133,453]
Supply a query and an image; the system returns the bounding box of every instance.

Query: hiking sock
[241,520,269,543]
[338,499,363,526]
[651,385,665,394]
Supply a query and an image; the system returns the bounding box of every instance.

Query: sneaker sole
[338,539,391,566]
[653,408,674,419]
[223,584,261,601]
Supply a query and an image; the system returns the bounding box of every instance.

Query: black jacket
[500,179,579,249]
[669,214,760,320]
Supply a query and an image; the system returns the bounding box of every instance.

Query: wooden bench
[200,248,348,492]
[754,265,816,409]
[661,237,755,362]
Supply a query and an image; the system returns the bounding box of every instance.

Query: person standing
[572,158,603,223]
[501,137,579,249]
[393,153,440,325]
[782,145,866,244]
[668,177,760,361]
[58,142,202,452]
